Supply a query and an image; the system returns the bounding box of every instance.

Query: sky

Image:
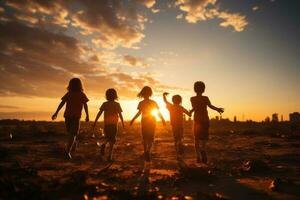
[0,0,299,121]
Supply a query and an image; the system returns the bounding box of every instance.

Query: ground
[0,120,300,199]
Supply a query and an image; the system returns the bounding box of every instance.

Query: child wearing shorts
[163,92,191,157]
[190,81,224,163]
[93,88,124,161]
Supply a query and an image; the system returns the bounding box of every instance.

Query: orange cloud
[175,0,248,32]
[0,22,172,99]
[3,0,149,49]
[135,0,156,8]
[123,55,149,68]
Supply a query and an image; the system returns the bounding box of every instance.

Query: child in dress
[52,78,89,159]
[130,86,166,162]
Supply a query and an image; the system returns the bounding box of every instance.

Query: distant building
[265,116,270,123]
[272,113,279,122]
[234,116,237,122]
[289,112,300,123]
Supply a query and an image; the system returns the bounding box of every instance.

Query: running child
[52,78,89,159]
[130,86,166,162]
[93,88,124,161]
[190,81,224,163]
[163,92,191,157]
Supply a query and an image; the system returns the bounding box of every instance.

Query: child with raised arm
[163,92,191,157]
[130,86,166,162]
[52,78,89,159]
[93,88,124,161]
[190,81,224,163]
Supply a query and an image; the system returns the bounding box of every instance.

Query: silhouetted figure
[190,81,224,164]
[130,86,166,162]
[93,88,124,161]
[163,92,191,157]
[52,78,89,159]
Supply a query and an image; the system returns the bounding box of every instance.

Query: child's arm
[130,111,141,126]
[119,112,125,128]
[190,109,194,115]
[93,110,103,129]
[158,111,166,126]
[83,103,89,122]
[52,100,66,120]
[163,92,171,105]
[208,100,224,114]
[183,107,192,117]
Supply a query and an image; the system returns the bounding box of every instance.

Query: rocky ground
[0,121,300,199]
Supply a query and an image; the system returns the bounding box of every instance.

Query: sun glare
[151,109,159,119]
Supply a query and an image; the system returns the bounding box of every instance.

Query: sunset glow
[0,0,299,121]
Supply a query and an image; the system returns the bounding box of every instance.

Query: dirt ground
[0,121,300,199]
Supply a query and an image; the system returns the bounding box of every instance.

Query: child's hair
[67,78,83,92]
[194,81,205,94]
[106,88,118,101]
[137,86,152,98]
[172,95,182,104]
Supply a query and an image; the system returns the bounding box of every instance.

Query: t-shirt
[137,99,159,121]
[190,95,210,122]
[62,91,89,118]
[100,101,122,125]
[166,103,186,127]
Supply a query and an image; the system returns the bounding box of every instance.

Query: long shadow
[135,161,153,197]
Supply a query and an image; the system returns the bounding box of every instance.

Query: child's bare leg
[66,135,76,158]
[100,140,107,156]
[195,139,201,161]
[178,138,183,155]
[200,140,207,163]
[144,139,152,161]
[71,139,78,153]
[143,140,147,154]
[107,142,114,161]
[174,140,178,154]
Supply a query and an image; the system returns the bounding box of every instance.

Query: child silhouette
[52,78,89,159]
[190,81,224,163]
[163,92,191,157]
[130,86,166,162]
[93,88,124,161]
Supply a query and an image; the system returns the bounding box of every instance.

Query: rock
[269,178,282,191]
[241,159,269,173]
[215,192,230,200]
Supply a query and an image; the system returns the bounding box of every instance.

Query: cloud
[218,11,248,32]
[70,0,147,49]
[2,0,150,49]
[123,55,149,68]
[252,6,259,11]
[0,21,172,99]
[135,0,156,8]
[0,105,20,109]
[176,14,184,19]
[175,0,248,32]
[151,8,160,13]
